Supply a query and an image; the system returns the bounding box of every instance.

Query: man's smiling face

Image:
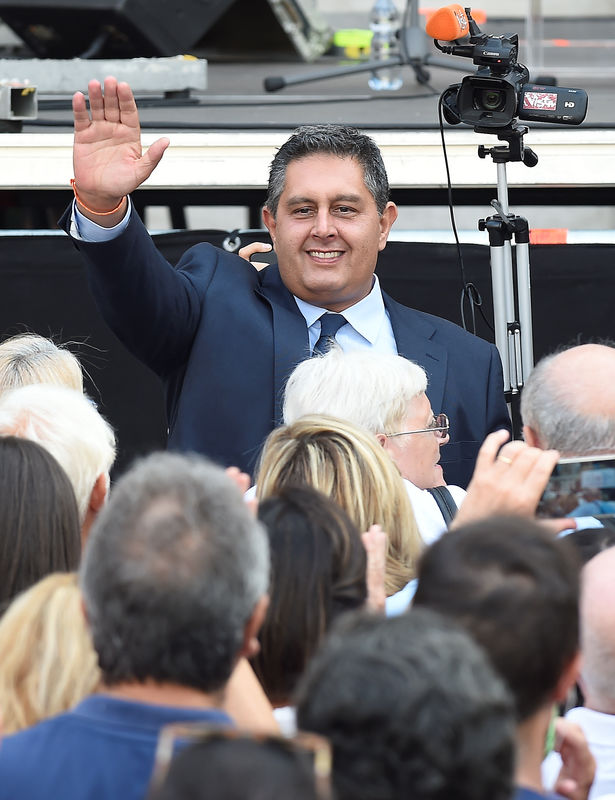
[262,153,397,312]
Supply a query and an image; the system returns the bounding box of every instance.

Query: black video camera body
[437,18,588,128]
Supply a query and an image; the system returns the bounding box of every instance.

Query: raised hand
[552,718,595,800]
[451,429,562,528]
[362,524,387,613]
[72,76,169,222]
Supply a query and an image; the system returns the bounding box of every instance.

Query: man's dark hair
[265,124,390,217]
[80,452,269,693]
[413,516,581,721]
[295,608,515,800]
[0,435,81,613]
[253,486,367,705]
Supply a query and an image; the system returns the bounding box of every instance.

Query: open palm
[72,77,169,207]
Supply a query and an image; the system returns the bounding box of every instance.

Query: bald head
[521,344,615,454]
[546,345,615,418]
[579,545,615,713]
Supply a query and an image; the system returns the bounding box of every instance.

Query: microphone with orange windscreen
[425,4,471,41]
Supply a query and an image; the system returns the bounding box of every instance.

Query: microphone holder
[476,122,537,434]
[264,0,472,92]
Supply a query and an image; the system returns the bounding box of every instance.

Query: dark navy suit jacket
[63,209,510,487]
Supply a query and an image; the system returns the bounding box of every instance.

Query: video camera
[426,5,588,128]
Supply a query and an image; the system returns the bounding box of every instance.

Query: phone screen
[537,454,615,519]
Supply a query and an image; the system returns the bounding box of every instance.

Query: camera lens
[476,88,505,111]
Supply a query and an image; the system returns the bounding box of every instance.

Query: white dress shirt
[294,276,397,354]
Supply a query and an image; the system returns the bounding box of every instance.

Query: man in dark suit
[64,77,510,487]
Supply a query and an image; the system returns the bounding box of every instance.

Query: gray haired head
[80,451,269,693]
[265,124,390,217]
[521,343,615,454]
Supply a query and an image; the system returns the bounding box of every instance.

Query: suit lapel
[254,271,450,425]
[257,265,310,425]
[384,292,448,416]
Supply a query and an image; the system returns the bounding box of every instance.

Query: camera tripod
[476,122,538,431]
[264,0,471,92]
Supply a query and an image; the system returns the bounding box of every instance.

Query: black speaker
[0,0,332,60]
[195,0,332,62]
[0,0,238,58]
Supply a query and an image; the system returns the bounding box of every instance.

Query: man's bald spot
[545,344,615,418]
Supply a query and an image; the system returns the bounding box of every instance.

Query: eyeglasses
[149,722,333,800]
[385,413,450,440]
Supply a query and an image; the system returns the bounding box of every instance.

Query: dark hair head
[265,125,390,217]
[0,436,81,612]
[414,516,581,721]
[296,608,515,800]
[253,486,367,705]
[149,734,326,800]
[80,452,269,693]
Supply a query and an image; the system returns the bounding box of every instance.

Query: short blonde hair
[256,415,422,596]
[0,572,100,733]
[0,334,83,394]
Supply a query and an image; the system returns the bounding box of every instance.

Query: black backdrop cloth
[1,232,611,476]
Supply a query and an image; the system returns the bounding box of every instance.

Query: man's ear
[378,201,398,251]
[81,473,110,547]
[523,424,541,448]
[239,595,269,660]
[375,433,387,448]
[552,651,581,704]
[90,473,109,514]
[262,207,276,245]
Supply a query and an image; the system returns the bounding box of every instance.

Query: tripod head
[476,122,538,167]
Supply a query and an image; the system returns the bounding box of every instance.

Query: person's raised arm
[552,718,595,800]
[72,77,169,227]
[451,430,563,529]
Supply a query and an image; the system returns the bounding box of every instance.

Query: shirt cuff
[70,197,132,241]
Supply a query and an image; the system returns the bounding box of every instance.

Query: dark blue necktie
[312,313,347,356]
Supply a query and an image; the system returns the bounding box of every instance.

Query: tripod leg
[489,242,514,393]
[515,239,534,381]
[501,239,520,392]
[411,61,431,85]
[401,1,433,86]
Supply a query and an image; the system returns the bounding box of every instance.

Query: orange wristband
[70,179,126,216]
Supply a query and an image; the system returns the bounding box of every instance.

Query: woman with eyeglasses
[282,348,467,548]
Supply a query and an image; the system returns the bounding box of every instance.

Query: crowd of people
[0,75,613,800]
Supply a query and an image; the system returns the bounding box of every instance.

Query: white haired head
[0,334,83,394]
[283,348,428,434]
[0,384,116,524]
